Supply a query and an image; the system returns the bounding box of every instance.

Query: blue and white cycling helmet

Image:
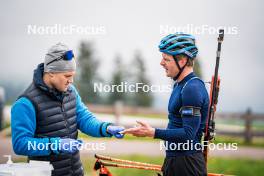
[158,33,198,59]
[158,33,198,80]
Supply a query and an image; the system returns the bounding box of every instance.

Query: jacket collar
[33,63,71,101]
[178,72,196,85]
[173,72,196,88]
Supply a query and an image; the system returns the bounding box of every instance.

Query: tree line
[75,41,153,107]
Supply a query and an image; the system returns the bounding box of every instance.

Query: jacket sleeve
[154,81,203,142]
[11,97,60,156]
[71,85,112,137]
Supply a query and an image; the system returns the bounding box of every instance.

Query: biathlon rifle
[203,29,224,163]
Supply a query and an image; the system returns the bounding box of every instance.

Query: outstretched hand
[107,125,125,139]
[122,121,155,138]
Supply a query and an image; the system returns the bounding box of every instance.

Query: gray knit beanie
[44,43,76,72]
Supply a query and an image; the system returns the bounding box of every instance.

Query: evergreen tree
[76,41,102,104]
[108,55,127,104]
[132,51,153,107]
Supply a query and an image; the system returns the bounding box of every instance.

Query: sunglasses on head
[46,50,74,66]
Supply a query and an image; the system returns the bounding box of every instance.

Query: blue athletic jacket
[11,66,111,156]
[154,72,209,157]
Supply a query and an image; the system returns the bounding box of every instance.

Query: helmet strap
[173,55,189,81]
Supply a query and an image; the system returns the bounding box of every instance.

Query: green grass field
[83,155,264,176]
[12,155,264,176]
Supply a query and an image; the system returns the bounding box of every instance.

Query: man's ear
[178,57,187,66]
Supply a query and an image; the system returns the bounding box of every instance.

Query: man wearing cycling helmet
[124,33,209,175]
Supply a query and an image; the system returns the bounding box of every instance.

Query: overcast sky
[0,0,263,113]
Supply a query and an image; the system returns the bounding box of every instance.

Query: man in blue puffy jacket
[11,43,124,176]
[124,33,209,176]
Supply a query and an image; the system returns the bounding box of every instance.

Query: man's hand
[107,125,125,139]
[59,138,83,154]
[122,121,155,138]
